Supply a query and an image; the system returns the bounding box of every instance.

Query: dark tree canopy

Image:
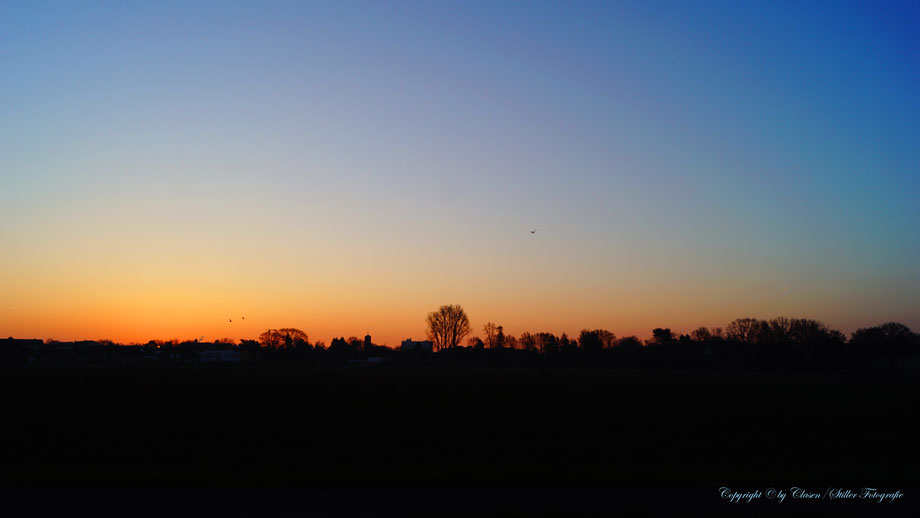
[259,328,308,349]
[578,329,616,352]
[535,332,559,355]
[850,322,916,355]
[616,336,643,349]
[650,328,675,345]
[691,327,712,341]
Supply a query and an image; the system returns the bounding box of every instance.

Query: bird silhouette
[241,317,245,320]
[530,229,538,234]
[229,319,232,323]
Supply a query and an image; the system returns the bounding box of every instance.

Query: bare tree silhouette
[482,322,500,349]
[426,304,471,351]
[726,318,761,344]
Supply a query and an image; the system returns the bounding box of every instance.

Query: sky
[1,0,918,345]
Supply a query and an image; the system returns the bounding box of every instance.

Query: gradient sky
[2,0,919,345]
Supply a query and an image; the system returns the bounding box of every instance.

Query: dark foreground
[2,366,918,515]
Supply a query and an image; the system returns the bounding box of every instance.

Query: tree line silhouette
[2,305,918,371]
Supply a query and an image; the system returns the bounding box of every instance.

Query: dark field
[2,365,917,489]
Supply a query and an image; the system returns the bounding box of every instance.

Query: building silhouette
[400,339,433,353]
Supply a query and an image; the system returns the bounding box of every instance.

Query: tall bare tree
[482,322,499,349]
[426,304,471,351]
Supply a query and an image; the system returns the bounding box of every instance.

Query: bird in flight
[229,319,232,323]
[530,229,538,234]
